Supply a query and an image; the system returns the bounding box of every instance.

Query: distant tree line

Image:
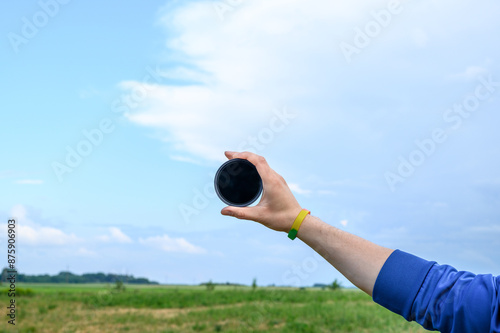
[1,268,158,284]
[199,281,246,287]
[313,279,343,290]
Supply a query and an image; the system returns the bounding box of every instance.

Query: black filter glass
[215,158,263,207]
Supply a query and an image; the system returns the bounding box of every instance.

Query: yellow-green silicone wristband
[288,209,310,240]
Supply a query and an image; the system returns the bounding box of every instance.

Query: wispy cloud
[18,224,81,246]
[0,170,20,179]
[139,234,206,254]
[15,179,43,185]
[97,227,133,243]
[78,86,103,99]
[10,204,81,246]
[11,204,28,219]
[450,66,488,81]
[170,154,203,165]
[76,247,98,257]
[122,0,401,162]
[288,183,312,195]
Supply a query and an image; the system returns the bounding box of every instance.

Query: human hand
[220,151,303,233]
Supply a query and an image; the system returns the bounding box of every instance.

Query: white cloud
[15,179,44,185]
[11,204,28,220]
[288,182,337,196]
[9,204,81,246]
[450,66,488,80]
[76,247,97,257]
[340,220,349,227]
[97,227,133,243]
[288,183,312,195]
[122,0,403,163]
[78,86,103,99]
[170,154,204,165]
[120,0,500,168]
[139,234,206,254]
[18,224,81,246]
[122,81,279,163]
[0,170,18,179]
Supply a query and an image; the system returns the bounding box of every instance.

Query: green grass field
[1,284,427,333]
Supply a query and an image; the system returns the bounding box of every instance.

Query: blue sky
[1,0,500,287]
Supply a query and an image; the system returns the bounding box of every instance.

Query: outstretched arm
[220,151,499,332]
[220,151,393,296]
[296,214,393,296]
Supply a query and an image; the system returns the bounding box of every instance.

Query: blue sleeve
[372,249,500,332]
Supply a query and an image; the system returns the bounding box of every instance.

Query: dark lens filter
[214,158,263,207]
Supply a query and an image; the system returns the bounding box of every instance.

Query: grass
[0,283,427,333]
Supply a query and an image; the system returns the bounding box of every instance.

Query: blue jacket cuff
[372,249,435,319]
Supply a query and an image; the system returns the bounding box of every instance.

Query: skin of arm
[297,214,393,296]
[220,151,393,296]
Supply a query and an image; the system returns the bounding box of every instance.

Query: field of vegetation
[1,283,427,333]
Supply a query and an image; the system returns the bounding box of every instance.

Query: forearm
[297,214,394,296]
[220,151,394,295]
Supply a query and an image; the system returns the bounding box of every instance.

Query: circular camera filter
[214,158,263,207]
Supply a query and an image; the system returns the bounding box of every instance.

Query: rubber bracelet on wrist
[288,209,310,240]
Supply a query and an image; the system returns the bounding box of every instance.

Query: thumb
[221,206,258,221]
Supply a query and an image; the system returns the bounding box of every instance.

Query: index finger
[224,151,271,181]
